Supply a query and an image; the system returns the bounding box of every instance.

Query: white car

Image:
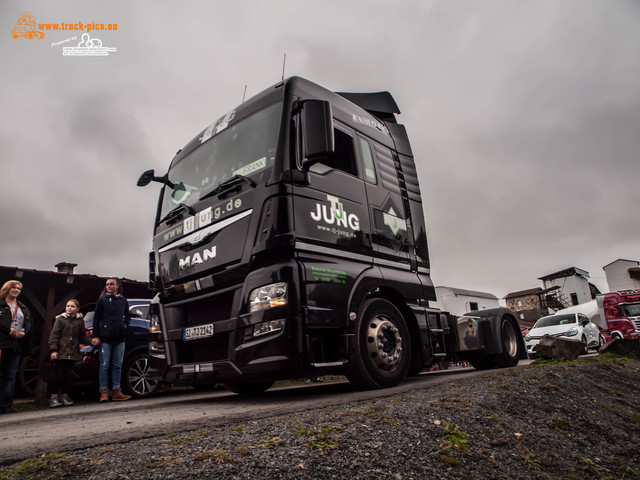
[525,313,605,359]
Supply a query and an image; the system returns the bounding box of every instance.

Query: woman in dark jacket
[0,280,33,414]
[48,299,94,407]
[92,278,131,402]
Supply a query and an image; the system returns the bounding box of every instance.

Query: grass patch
[489,382,514,391]
[305,425,343,452]
[193,448,232,463]
[0,452,70,480]
[549,417,572,431]
[357,404,398,425]
[290,424,314,438]
[256,436,283,448]
[146,455,182,469]
[428,397,471,411]
[485,409,502,424]
[435,421,468,467]
[522,450,542,470]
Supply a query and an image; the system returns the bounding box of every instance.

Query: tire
[223,382,274,395]
[343,298,411,389]
[580,335,588,355]
[597,334,605,349]
[472,316,520,370]
[469,356,493,370]
[122,353,159,398]
[492,316,520,368]
[612,333,623,341]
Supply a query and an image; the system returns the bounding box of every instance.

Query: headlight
[253,319,285,337]
[150,313,162,334]
[564,328,578,337]
[249,282,287,312]
[149,309,165,356]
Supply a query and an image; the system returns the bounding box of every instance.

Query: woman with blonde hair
[0,280,33,414]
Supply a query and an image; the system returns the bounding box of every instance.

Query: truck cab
[596,290,640,341]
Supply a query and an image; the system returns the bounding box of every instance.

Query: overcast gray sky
[1,0,638,298]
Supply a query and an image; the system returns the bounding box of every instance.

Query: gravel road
[1,356,639,480]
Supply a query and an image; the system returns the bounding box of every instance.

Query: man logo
[178,246,217,270]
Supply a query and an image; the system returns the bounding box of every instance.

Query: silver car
[525,313,605,359]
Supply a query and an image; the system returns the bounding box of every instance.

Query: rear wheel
[344,298,411,389]
[122,353,159,398]
[469,356,493,370]
[223,382,274,395]
[493,316,520,368]
[471,316,520,370]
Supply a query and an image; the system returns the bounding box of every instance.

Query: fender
[469,307,527,359]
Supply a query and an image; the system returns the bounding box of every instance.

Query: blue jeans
[99,341,125,391]
[0,348,21,412]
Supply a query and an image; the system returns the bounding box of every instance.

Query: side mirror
[137,169,175,189]
[137,169,156,187]
[300,100,334,169]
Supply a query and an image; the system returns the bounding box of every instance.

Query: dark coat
[92,294,131,343]
[0,298,33,356]
[48,313,92,361]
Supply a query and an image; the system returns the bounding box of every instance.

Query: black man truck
[137,77,525,393]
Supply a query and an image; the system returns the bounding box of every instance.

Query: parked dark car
[19,299,158,399]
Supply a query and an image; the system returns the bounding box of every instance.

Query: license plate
[183,323,214,341]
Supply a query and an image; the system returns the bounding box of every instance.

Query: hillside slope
[2,356,639,479]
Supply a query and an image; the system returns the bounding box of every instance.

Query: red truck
[596,290,640,341]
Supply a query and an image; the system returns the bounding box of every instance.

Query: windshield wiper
[160,203,196,224]
[199,175,256,202]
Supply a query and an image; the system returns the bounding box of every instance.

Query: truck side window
[358,137,377,184]
[312,127,357,177]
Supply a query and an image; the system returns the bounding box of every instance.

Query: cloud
[1,0,639,298]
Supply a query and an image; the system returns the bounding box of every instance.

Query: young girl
[48,299,93,407]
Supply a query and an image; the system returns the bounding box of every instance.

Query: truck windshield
[159,101,282,222]
[621,303,640,317]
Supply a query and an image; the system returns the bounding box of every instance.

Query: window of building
[570,293,579,305]
[469,301,479,311]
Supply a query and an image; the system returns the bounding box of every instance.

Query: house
[603,259,640,292]
[503,287,545,327]
[431,286,499,316]
[538,267,599,307]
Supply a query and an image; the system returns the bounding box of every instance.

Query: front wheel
[580,335,588,355]
[122,353,159,398]
[597,334,605,349]
[344,298,411,389]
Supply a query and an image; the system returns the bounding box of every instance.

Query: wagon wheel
[19,345,41,396]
